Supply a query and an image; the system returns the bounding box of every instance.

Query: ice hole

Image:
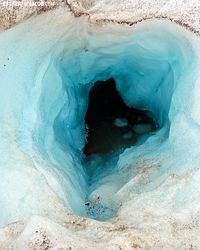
[18,22,195,222]
[84,78,156,156]
[0,9,199,227]
[35,26,183,220]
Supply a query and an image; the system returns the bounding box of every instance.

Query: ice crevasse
[1,9,200,226]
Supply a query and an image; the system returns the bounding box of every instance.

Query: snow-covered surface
[1,1,200,249]
[0,0,200,34]
[69,0,200,34]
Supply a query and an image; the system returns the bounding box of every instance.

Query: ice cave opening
[34,25,188,220]
[2,5,200,244]
[13,21,197,224]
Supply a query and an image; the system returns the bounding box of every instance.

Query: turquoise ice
[0,12,200,225]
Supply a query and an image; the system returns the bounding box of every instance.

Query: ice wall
[0,10,200,225]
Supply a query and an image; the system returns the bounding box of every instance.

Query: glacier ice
[113,118,129,127]
[0,12,200,226]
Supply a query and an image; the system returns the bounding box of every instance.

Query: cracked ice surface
[1,5,200,249]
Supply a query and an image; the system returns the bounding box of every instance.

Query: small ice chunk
[132,123,153,134]
[113,118,128,127]
[122,131,133,139]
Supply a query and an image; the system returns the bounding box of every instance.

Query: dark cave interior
[84,78,156,156]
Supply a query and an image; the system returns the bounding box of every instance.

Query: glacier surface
[1,9,200,248]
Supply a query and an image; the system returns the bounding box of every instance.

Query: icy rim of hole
[18,19,200,221]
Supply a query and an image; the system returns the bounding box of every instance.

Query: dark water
[84,78,156,156]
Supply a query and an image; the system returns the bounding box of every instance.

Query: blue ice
[0,16,200,225]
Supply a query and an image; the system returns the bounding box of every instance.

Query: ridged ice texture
[0,12,200,225]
